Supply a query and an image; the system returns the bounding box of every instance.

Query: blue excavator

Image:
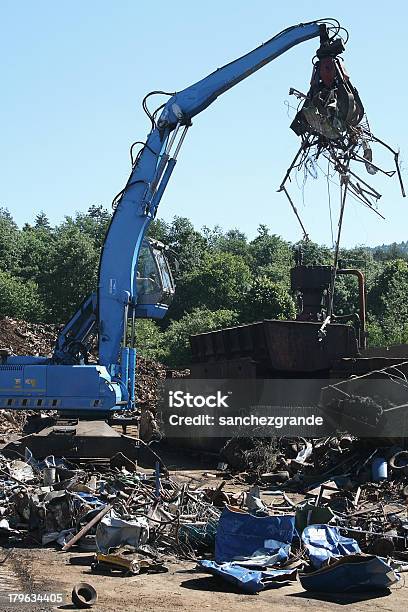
[0,19,364,460]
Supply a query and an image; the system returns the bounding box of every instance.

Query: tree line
[0,206,407,366]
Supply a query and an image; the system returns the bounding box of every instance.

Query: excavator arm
[98,20,327,375]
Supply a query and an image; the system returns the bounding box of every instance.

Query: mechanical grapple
[291,26,364,140]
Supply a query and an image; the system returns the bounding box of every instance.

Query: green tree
[163,308,238,366]
[333,275,359,317]
[0,271,45,321]
[295,240,332,266]
[240,276,296,322]
[34,211,51,229]
[66,205,111,249]
[134,319,165,361]
[203,226,252,261]
[368,260,408,345]
[250,226,293,283]
[19,224,55,286]
[42,224,99,322]
[173,251,251,317]
[148,218,171,244]
[0,208,21,276]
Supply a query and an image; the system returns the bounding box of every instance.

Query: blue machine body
[0,21,325,414]
[0,356,122,413]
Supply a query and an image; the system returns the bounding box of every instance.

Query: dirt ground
[1,536,407,612]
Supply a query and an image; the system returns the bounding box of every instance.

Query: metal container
[43,467,57,486]
[372,457,387,481]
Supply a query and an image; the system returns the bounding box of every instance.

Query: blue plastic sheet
[299,554,400,592]
[199,560,297,594]
[302,524,361,569]
[215,506,295,564]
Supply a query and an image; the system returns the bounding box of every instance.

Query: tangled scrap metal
[279,21,405,242]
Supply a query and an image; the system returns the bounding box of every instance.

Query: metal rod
[352,152,396,177]
[165,123,180,156]
[394,153,406,197]
[325,152,382,200]
[123,303,129,345]
[62,504,112,551]
[329,169,350,317]
[129,347,136,406]
[155,461,161,499]
[346,182,386,219]
[281,186,309,240]
[278,140,309,192]
[131,305,136,348]
[173,126,189,159]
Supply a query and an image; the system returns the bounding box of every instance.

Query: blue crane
[0,20,341,423]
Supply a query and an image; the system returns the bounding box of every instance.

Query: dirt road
[0,546,406,612]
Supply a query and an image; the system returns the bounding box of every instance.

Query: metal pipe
[337,268,367,349]
[173,126,189,159]
[155,461,161,499]
[278,139,309,192]
[280,186,309,240]
[129,347,136,407]
[165,122,180,155]
[329,173,349,318]
[123,303,129,346]
[131,305,136,348]
[120,347,130,403]
[62,504,112,551]
[151,158,177,210]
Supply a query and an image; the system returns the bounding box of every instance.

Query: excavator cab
[134,238,175,318]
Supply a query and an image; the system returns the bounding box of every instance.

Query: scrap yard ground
[1,317,408,609]
[3,543,408,611]
[1,467,407,612]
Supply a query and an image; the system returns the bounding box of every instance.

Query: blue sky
[1,1,407,247]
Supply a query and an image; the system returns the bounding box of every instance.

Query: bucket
[43,467,57,486]
[372,457,387,481]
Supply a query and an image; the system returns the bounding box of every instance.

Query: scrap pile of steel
[0,450,224,574]
[0,317,58,358]
[194,437,408,594]
[199,503,401,593]
[0,410,27,443]
[0,437,407,596]
[219,435,408,561]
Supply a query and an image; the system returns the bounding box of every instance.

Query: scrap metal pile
[0,451,223,573]
[211,435,408,591]
[279,20,405,244]
[0,317,58,357]
[0,434,407,596]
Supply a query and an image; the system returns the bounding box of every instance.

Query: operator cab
[134,238,175,319]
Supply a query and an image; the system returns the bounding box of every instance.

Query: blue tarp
[299,554,400,592]
[207,507,397,595]
[302,524,361,569]
[215,506,295,564]
[199,560,297,594]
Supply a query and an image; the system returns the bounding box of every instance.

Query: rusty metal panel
[190,322,268,363]
[262,320,358,372]
[190,320,358,374]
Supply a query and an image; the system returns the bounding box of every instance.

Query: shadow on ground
[180,575,253,595]
[287,588,392,605]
